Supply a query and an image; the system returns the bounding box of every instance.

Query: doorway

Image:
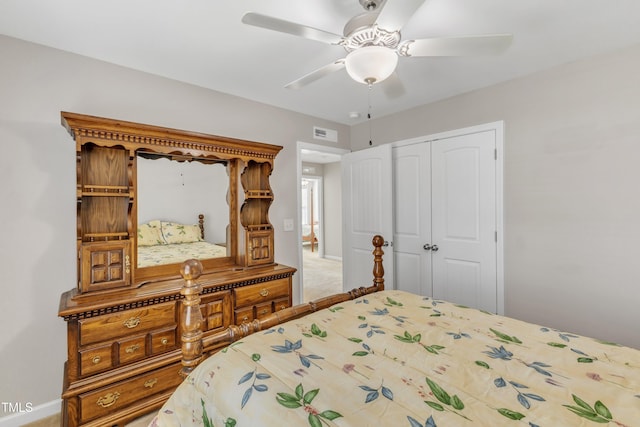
[297,142,349,303]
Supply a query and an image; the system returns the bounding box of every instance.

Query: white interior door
[342,144,394,290]
[393,142,431,295]
[431,130,497,312]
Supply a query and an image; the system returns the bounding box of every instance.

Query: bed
[150,236,639,426]
[137,214,227,267]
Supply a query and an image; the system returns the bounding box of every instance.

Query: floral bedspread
[137,242,227,268]
[151,290,640,427]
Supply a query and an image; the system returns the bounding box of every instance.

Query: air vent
[313,126,338,142]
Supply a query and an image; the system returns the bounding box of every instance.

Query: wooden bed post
[198,214,205,240]
[178,234,386,376]
[372,234,385,291]
[179,259,204,378]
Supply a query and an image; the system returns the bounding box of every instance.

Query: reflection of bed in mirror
[136,153,230,269]
[137,214,228,267]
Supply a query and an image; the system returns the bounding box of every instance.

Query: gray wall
[0,35,349,408]
[351,43,640,350]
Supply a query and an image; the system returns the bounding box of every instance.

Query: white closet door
[342,144,394,290]
[431,130,497,312]
[393,143,431,295]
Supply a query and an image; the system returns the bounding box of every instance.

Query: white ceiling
[1,0,640,125]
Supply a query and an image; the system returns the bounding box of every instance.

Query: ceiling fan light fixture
[345,45,398,85]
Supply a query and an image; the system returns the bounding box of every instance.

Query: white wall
[351,43,640,349]
[323,162,342,258]
[0,35,350,413]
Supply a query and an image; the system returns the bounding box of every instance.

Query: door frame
[391,121,505,314]
[296,141,350,303]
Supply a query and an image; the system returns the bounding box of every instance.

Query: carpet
[302,245,343,302]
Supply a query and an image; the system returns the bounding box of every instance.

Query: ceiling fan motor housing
[342,12,401,52]
[359,0,382,11]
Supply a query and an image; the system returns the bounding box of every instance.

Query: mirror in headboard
[61,111,283,293]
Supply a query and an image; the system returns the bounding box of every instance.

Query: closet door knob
[431,245,439,252]
[423,244,432,251]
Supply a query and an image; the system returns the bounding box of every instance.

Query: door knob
[383,240,392,247]
[431,244,439,252]
[423,244,431,251]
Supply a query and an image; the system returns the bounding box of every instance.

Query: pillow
[161,221,203,244]
[138,222,166,246]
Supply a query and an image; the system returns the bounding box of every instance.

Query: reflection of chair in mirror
[137,214,228,267]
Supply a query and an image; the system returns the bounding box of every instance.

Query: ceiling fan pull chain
[368,83,373,146]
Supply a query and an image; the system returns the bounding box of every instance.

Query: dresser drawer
[255,301,273,319]
[150,327,177,355]
[235,305,254,324]
[79,344,113,377]
[234,279,290,308]
[78,302,176,346]
[78,362,183,423]
[117,335,146,365]
[273,296,290,312]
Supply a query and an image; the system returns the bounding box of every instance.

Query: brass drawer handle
[92,356,101,364]
[96,392,120,408]
[242,315,249,323]
[259,288,269,297]
[279,304,287,311]
[125,344,140,354]
[144,378,158,389]
[123,317,140,328]
[161,338,169,345]
[259,308,269,315]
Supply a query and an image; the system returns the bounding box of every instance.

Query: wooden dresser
[57,112,295,426]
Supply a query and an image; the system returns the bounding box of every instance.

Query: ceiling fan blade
[401,34,513,57]
[242,12,342,45]
[375,0,426,32]
[285,59,346,90]
[381,72,406,99]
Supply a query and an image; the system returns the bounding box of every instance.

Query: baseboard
[0,399,60,427]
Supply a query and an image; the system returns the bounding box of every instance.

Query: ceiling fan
[242,0,513,90]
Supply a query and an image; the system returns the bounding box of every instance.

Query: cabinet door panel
[80,241,131,292]
[200,290,232,333]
